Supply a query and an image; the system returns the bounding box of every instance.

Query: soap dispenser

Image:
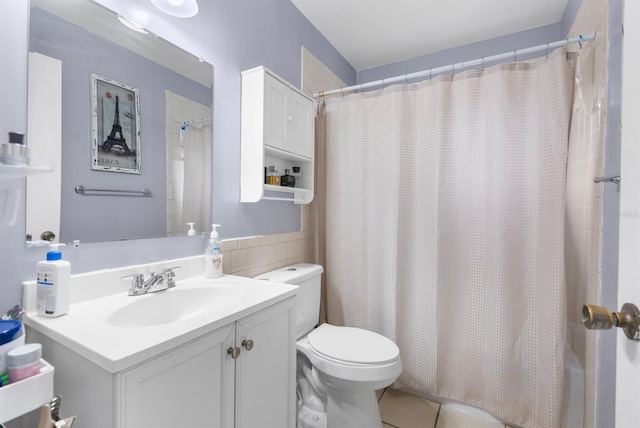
[36,243,70,317]
[187,223,196,236]
[204,224,223,278]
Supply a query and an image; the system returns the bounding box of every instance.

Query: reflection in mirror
[26,0,213,246]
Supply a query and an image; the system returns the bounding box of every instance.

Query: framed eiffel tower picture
[91,74,141,174]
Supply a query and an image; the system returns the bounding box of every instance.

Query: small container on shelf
[280,169,295,187]
[0,132,27,166]
[292,166,301,187]
[7,343,42,383]
[268,166,280,186]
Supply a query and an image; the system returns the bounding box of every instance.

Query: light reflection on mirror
[26,0,213,246]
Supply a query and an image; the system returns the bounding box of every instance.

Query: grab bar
[593,173,620,185]
[74,185,152,197]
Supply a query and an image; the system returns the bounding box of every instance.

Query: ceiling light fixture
[117,15,149,34]
[150,0,199,18]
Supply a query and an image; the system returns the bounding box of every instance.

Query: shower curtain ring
[578,34,583,50]
[513,50,517,63]
[481,57,484,70]
[546,43,549,56]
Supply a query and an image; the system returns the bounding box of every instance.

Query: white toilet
[255,264,402,428]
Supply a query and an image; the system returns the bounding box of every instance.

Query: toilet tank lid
[254,263,324,284]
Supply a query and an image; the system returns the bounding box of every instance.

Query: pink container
[7,343,42,383]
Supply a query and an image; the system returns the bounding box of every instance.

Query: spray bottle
[204,224,223,278]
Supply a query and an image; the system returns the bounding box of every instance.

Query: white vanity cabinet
[118,324,236,427]
[241,66,315,204]
[27,297,296,428]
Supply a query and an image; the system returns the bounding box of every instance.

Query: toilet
[255,264,402,428]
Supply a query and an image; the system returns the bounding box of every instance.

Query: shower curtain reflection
[316,48,575,428]
[180,123,212,235]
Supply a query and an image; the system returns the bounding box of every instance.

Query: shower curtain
[181,123,212,232]
[316,48,574,428]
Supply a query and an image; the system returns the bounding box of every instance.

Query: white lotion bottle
[36,243,70,317]
[204,224,223,278]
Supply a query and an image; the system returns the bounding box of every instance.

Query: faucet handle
[162,266,181,288]
[122,273,146,296]
[162,266,181,273]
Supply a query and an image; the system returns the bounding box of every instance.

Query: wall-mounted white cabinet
[241,66,314,204]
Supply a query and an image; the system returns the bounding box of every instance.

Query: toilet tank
[254,264,324,339]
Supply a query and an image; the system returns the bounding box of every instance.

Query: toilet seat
[307,324,399,365]
[297,324,402,384]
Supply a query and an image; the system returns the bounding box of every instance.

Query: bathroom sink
[107,286,246,328]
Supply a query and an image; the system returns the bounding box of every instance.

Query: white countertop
[23,256,297,373]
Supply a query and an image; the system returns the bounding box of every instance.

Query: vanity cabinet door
[234,298,296,428]
[118,324,236,428]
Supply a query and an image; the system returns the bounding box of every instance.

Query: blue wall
[0,0,583,317]
[357,24,563,85]
[0,0,356,315]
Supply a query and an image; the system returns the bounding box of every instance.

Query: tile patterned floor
[378,388,510,428]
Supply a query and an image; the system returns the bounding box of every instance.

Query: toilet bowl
[255,264,402,428]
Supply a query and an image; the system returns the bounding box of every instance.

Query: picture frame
[91,74,141,174]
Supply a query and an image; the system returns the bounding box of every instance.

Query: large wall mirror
[26,0,213,246]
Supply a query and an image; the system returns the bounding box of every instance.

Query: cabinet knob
[242,339,254,351]
[227,347,241,359]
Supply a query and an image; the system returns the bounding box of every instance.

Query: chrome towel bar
[74,185,152,197]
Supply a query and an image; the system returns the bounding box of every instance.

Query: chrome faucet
[122,266,181,296]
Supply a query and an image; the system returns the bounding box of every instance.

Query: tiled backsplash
[221,205,317,278]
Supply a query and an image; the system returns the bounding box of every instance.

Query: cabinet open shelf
[0,164,54,179]
[0,359,54,423]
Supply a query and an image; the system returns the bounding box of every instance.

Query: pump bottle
[36,243,70,317]
[204,224,223,278]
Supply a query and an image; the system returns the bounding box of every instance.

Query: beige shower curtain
[316,48,574,428]
[182,123,212,231]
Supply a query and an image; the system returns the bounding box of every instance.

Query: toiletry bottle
[204,224,223,278]
[0,132,27,166]
[187,223,196,236]
[268,166,280,185]
[280,169,295,187]
[292,166,301,187]
[36,243,70,317]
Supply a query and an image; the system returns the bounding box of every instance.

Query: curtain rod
[314,33,596,98]
[180,118,212,130]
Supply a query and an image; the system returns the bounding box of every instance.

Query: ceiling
[290,0,570,71]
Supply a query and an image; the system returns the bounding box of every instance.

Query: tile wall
[564,1,608,427]
[220,204,317,278]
